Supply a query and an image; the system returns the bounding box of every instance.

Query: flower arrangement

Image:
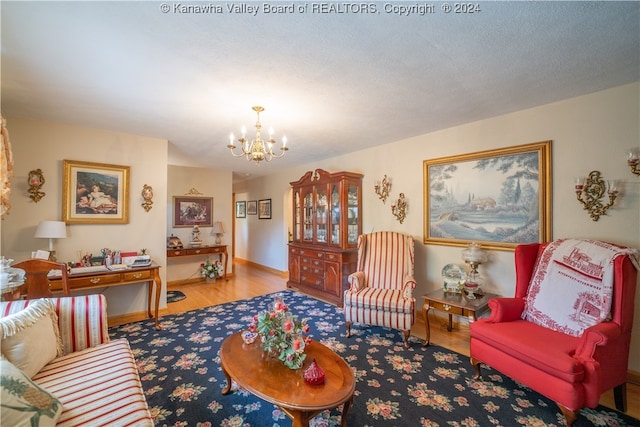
[200,259,223,279]
[248,294,311,369]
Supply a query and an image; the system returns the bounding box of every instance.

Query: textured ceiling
[2,1,638,182]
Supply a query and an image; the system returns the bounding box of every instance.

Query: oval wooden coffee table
[220,332,355,427]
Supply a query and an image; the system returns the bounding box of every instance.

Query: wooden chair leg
[470,358,482,379]
[614,383,627,412]
[557,403,578,427]
[402,330,410,349]
[345,321,352,338]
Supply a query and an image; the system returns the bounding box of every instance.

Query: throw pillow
[0,356,63,426]
[0,299,63,378]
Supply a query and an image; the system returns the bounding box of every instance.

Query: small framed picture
[172,196,213,227]
[236,201,246,218]
[247,200,257,215]
[258,199,272,219]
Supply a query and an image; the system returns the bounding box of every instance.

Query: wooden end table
[422,289,498,346]
[219,332,355,427]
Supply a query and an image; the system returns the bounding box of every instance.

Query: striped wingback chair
[343,231,416,348]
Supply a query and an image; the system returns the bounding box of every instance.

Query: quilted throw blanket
[523,239,639,337]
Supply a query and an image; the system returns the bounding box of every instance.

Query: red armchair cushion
[471,318,583,383]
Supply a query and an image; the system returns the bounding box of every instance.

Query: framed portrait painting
[62,160,130,224]
[423,140,552,250]
[173,196,213,227]
[236,201,246,218]
[247,200,257,215]
[258,199,272,219]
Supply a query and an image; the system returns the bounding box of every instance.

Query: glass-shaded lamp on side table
[461,242,487,299]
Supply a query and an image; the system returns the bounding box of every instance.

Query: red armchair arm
[485,297,525,322]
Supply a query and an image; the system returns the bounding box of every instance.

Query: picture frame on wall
[236,201,246,218]
[172,196,213,227]
[423,140,552,250]
[258,199,272,219]
[247,200,257,215]
[62,159,130,224]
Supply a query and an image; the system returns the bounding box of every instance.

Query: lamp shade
[211,221,225,234]
[34,221,67,239]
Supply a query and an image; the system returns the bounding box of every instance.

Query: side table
[422,289,498,346]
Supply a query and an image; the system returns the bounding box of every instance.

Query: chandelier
[227,106,288,165]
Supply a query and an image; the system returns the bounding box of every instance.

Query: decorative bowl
[241,331,258,345]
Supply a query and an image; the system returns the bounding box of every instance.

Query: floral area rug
[109,290,640,427]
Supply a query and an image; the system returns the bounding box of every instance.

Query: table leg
[422,301,431,346]
[223,248,229,281]
[447,313,453,332]
[147,269,162,330]
[221,366,233,395]
[341,397,353,427]
[291,411,310,427]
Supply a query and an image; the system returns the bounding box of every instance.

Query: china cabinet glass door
[315,187,327,243]
[347,184,359,245]
[294,192,301,241]
[330,185,340,245]
[303,190,313,242]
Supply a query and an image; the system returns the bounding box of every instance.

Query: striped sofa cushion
[32,338,153,427]
[1,295,110,354]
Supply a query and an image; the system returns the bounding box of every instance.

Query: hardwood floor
[109,261,639,420]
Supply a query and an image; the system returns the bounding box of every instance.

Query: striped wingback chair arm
[0,295,110,354]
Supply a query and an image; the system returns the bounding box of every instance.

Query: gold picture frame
[172,196,213,227]
[423,140,552,250]
[63,160,130,224]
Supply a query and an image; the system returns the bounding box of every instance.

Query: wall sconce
[374,175,391,203]
[141,184,154,212]
[574,171,618,221]
[627,148,640,176]
[28,169,45,202]
[391,193,407,224]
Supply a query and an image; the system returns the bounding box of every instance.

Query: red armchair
[470,241,638,426]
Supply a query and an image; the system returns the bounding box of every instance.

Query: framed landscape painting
[62,160,130,224]
[173,196,213,227]
[423,140,552,250]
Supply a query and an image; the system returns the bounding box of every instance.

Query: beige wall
[235,83,640,371]
[0,118,169,316]
[166,165,233,282]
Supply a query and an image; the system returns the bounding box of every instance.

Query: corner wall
[0,117,168,316]
[235,82,640,371]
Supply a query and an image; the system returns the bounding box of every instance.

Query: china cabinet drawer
[300,256,324,268]
[300,273,323,288]
[297,248,324,260]
[301,264,323,276]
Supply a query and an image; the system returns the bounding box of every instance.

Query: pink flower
[293,339,301,350]
[283,320,293,332]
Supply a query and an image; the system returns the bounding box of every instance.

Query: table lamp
[34,220,67,261]
[212,221,225,245]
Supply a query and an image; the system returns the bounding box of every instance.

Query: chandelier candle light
[227,106,288,165]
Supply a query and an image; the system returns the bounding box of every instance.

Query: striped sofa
[1,295,153,426]
[343,231,416,348]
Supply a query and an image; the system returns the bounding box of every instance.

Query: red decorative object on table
[303,358,325,385]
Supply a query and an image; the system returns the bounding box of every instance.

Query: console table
[49,263,163,330]
[167,245,228,280]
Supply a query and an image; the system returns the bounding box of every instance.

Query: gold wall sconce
[374,175,391,204]
[627,148,640,176]
[28,169,45,202]
[574,171,618,221]
[141,184,154,212]
[391,193,407,224]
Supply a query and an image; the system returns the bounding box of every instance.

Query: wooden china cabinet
[287,169,363,306]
